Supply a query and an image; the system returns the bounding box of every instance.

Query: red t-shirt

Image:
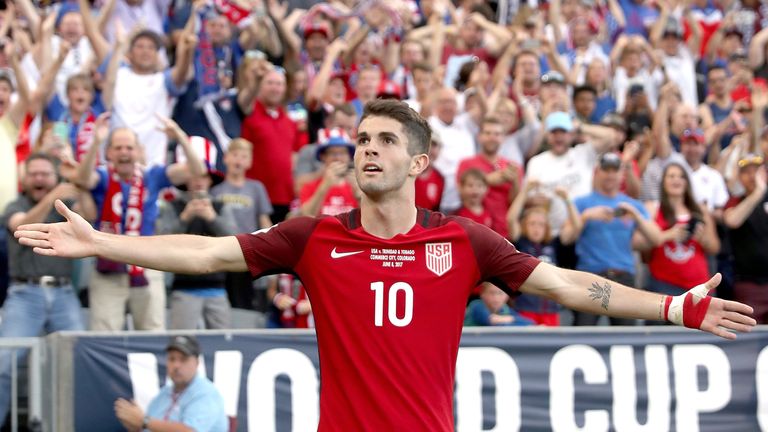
[298,179,358,216]
[648,211,709,289]
[457,156,522,239]
[241,100,300,205]
[236,209,540,431]
[454,206,493,228]
[415,168,445,211]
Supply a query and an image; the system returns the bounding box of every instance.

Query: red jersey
[236,208,539,431]
[454,206,493,228]
[241,100,300,205]
[298,179,358,216]
[647,212,709,289]
[457,156,522,238]
[415,168,445,211]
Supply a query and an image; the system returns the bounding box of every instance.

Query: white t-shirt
[21,35,94,106]
[613,67,664,112]
[689,163,729,210]
[499,117,541,166]
[661,46,698,106]
[429,114,476,212]
[113,67,183,166]
[525,142,598,233]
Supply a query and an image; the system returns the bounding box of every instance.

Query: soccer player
[14,100,756,431]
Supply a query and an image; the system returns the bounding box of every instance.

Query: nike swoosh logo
[331,247,365,259]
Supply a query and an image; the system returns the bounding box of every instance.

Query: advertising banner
[71,328,768,431]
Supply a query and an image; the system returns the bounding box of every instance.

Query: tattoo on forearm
[589,281,612,310]
[658,297,666,320]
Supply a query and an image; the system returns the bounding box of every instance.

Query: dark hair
[360,99,431,155]
[332,102,356,118]
[573,85,597,100]
[659,162,702,228]
[130,29,163,51]
[25,152,58,170]
[455,60,478,91]
[25,153,60,183]
[0,71,13,91]
[707,65,727,76]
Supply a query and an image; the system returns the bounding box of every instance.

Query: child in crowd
[464,283,534,327]
[506,180,575,326]
[454,168,492,228]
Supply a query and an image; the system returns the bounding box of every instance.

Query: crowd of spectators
[0,0,764,340]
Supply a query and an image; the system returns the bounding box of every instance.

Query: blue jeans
[0,282,84,425]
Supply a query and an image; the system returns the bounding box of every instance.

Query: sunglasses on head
[738,155,764,168]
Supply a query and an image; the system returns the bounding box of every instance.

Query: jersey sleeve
[455,217,541,294]
[235,216,321,278]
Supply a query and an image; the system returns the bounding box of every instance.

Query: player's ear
[409,153,429,177]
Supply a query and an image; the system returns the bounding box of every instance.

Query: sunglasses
[738,155,764,168]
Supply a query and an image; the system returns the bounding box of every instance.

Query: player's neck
[360,197,418,239]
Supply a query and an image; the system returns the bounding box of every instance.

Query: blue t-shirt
[619,0,659,37]
[91,165,171,235]
[146,374,227,432]
[591,96,617,124]
[464,299,534,327]
[574,192,648,274]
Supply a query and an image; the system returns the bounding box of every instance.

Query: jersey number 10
[371,282,414,327]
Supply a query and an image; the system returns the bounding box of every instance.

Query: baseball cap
[737,153,764,169]
[303,22,331,40]
[377,80,402,100]
[663,18,684,38]
[541,71,566,86]
[545,112,573,132]
[316,127,355,160]
[166,336,200,357]
[598,152,622,170]
[681,128,705,144]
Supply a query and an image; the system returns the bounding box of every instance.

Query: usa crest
[426,243,452,276]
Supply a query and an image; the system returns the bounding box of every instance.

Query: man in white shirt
[525,112,617,234]
[428,87,476,212]
[652,13,701,106]
[679,128,729,217]
[112,29,196,166]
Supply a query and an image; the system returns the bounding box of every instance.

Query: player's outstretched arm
[520,262,756,340]
[14,200,248,274]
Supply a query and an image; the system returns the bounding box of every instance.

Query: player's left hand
[665,273,756,340]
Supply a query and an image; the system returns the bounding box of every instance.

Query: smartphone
[52,121,69,143]
[613,207,627,217]
[684,217,701,241]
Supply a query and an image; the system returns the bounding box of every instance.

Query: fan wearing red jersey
[15,100,757,431]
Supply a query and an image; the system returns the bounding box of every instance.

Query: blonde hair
[227,138,253,155]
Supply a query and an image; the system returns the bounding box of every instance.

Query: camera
[613,207,628,217]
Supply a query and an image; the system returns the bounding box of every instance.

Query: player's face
[354,116,417,198]
[166,350,199,389]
